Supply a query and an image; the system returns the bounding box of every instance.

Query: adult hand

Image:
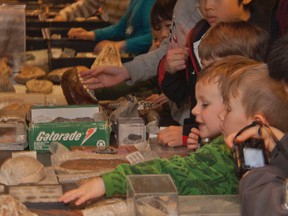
[58,177,105,206]
[79,65,131,90]
[53,15,66,22]
[157,126,183,147]
[225,125,284,153]
[146,93,169,105]
[67,27,94,40]
[166,46,189,74]
[187,127,200,151]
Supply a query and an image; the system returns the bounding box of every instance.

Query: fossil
[0,156,46,185]
[47,65,89,84]
[26,79,53,94]
[0,103,31,123]
[61,67,98,105]
[14,65,46,84]
[61,44,122,105]
[0,195,37,216]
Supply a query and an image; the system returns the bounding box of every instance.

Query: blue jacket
[93,0,155,55]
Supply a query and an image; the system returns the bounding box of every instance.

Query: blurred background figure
[54,0,130,24]
[92,0,177,101]
[66,0,156,56]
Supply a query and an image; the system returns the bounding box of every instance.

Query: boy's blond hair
[197,55,260,94]
[198,56,288,131]
[199,21,270,62]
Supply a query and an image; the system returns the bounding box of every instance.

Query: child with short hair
[59,56,262,207]
[149,0,177,51]
[224,33,288,216]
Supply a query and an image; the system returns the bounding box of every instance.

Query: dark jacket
[240,133,288,216]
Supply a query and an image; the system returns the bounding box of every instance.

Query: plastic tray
[0,123,27,150]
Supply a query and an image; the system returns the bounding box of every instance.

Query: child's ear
[242,0,252,6]
[254,114,269,125]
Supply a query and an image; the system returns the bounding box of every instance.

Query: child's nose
[203,0,214,10]
[191,106,198,116]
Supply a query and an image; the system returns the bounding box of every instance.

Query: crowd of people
[55,0,288,215]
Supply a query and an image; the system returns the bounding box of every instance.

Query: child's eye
[165,24,171,28]
[201,103,209,108]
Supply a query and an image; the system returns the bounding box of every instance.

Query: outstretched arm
[59,177,105,206]
[80,65,131,90]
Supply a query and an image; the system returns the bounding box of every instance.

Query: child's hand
[146,93,169,105]
[225,125,284,153]
[166,46,189,74]
[187,127,200,150]
[157,126,183,147]
[58,177,105,206]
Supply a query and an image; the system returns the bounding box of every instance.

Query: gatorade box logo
[35,128,97,145]
[81,128,97,146]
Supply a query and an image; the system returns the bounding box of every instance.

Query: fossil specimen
[0,156,45,185]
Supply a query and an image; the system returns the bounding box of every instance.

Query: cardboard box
[28,105,110,152]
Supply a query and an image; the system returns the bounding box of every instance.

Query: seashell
[61,67,98,105]
[0,156,45,185]
[91,44,122,68]
[60,44,122,105]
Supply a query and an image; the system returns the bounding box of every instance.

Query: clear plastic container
[126,174,179,216]
[0,4,26,73]
[0,123,27,150]
[117,117,146,145]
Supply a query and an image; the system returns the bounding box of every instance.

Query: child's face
[191,81,224,138]
[218,94,254,138]
[150,19,172,50]
[199,0,252,26]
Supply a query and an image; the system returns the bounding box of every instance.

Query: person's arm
[124,39,169,84]
[59,136,238,205]
[55,0,101,21]
[124,33,152,55]
[159,65,191,105]
[94,0,154,54]
[103,136,238,197]
[93,13,127,41]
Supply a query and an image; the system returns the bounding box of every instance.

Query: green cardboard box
[28,105,111,152]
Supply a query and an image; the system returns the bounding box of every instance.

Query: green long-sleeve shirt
[102,136,238,197]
